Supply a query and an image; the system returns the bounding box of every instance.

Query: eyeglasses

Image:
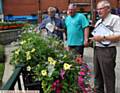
[96,6,108,11]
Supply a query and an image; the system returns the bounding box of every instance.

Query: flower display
[11,25,93,93]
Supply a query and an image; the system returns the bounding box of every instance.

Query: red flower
[75,56,83,64]
[51,79,62,93]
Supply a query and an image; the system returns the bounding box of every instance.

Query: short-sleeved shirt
[65,13,89,46]
[95,13,120,47]
[39,16,64,40]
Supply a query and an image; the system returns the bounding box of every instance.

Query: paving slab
[84,47,120,93]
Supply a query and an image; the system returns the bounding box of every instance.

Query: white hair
[68,3,77,9]
[97,0,111,9]
[47,7,56,12]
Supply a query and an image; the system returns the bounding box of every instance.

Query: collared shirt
[95,13,120,47]
[39,16,64,40]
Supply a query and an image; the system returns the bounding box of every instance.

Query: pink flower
[60,69,65,79]
[79,71,85,76]
[51,79,62,93]
[52,81,57,90]
[78,76,87,93]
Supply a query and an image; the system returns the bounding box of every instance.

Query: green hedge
[0,44,5,63]
[0,44,5,85]
[0,63,5,81]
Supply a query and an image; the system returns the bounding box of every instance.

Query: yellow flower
[27,38,32,41]
[48,57,54,62]
[27,66,31,71]
[48,57,57,65]
[50,60,57,65]
[26,51,31,60]
[52,60,57,65]
[31,48,36,53]
[20,40,26,45]
[14,59,19,64]
[15,49,20,55]
[63,63,72,70]
[63,54,67,58]
[41,70,47,76]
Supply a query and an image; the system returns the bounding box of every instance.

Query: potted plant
[11,25,93,93]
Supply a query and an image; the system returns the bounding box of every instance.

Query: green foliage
[0,44,5,83]
[0,63,5,81]
[11,24,92,92]
[0,21,25,30]
[0,44,5,62]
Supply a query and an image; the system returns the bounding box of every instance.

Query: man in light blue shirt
[65,4,89,57]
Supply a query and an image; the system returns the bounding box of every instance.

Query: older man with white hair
[91,0,120,93]
[39,7,65,40]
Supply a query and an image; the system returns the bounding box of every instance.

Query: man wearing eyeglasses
[91,0,120,93]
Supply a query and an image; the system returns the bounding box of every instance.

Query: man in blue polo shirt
[64,4,89,57]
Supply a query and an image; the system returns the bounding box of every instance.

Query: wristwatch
[103,36,106,40]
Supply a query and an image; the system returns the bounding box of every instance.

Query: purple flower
[60,69,65,79]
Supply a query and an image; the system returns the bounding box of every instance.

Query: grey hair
[47,7,56,12]
[68,3,77,9]
[97,0,111,9]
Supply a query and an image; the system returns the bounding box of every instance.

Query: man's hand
[54,26,59,30]
[92,35,104,42]
[54,26,65,32]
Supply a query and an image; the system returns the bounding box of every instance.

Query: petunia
[79,71,85,76]
[63,54,67,58]
[20,40,26,45]
[50,60,56,65]
[26,51,31,60]
[48,57,54,62]
[15,49,20,55]
[27,66,31,71]
[63,63,72,70]
[41,70,47,76]
[75,56,83,64]
[60,69,65,79]
[31,48,36,53]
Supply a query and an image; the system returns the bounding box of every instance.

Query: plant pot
[22,68,43,92]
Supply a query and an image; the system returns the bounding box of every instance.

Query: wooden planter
[0,29,23,45]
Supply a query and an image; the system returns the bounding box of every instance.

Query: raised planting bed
[0,22,25,30]
[0,29,23,45]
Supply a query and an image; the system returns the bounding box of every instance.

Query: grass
[0,44,5,85]
[0,44,5,62]
[0,63,5,82]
